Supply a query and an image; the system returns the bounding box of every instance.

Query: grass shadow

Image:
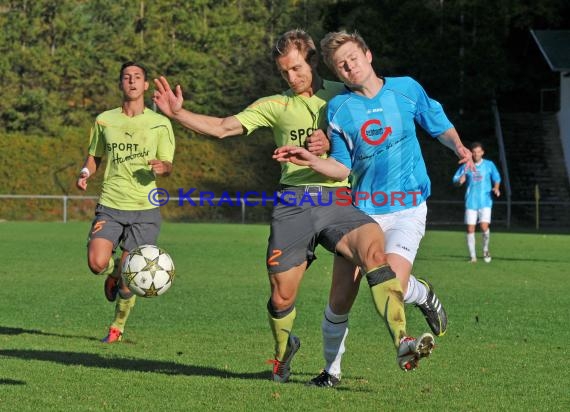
[0,378,26,385]
[0,326,99,342]
[0,349,269,380]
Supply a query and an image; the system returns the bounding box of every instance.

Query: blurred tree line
[0,0,328,134]
[0,0,568,136]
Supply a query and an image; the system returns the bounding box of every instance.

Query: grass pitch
[0,222,569,411]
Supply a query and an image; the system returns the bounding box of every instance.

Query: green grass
[0,222,569,411]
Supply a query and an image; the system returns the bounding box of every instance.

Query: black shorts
[87,204,162,252]
[266,186,374,273]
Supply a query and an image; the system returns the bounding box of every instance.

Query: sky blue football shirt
[328,76,453,214]
[453,159,501,210]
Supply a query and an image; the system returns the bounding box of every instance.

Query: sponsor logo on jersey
[360,119,392,146]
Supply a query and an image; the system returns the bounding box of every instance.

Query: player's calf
[366,265,407,348]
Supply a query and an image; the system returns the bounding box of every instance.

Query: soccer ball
[121,244,175,297]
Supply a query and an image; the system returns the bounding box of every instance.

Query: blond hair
[320,31,369,70]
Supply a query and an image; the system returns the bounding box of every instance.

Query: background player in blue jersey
[275,30,473,386]
[453,142,501,263]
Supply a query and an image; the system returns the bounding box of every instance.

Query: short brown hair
[272,29,317,64]
[119,61,148,82]
[320,31,369,71]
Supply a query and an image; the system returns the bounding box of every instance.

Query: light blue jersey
[328,76,453,214]
[453,159,501,210]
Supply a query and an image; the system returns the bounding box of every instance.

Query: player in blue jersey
[453,142,501,263]
[275,30,473,386]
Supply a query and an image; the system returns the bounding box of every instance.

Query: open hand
[153,76,184,118]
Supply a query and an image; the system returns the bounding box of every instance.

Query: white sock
[404,275,428,305]
[467,233,476,258]
[322,305,348,378]
[482,229,490,253]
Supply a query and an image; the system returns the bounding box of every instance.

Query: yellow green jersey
[234,79,348,187]
[88,107,175,210]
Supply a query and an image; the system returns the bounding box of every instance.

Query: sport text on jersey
[106,142,150,164]
[289,127,315,146]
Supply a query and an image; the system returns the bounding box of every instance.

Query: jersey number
[267,249,282,267]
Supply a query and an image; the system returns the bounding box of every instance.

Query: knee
[87,255,110,275]
[363,246,388,271]
[269,276,300,310]
[270,292,295,311]
[267,298,295,318]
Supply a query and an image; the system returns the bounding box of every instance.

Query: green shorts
[87,204,162,252]
[266,186,374,273]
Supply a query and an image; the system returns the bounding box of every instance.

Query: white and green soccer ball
[122,244,175,297]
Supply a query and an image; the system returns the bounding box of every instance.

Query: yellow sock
[97,256,116,277]
[268,306,296,360]
[110,295,137,332]
[366,266,407,348]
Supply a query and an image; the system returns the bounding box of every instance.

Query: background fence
[1,194,570,231]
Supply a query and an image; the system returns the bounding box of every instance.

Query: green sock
[110,295,137,332]
[268,306,296,360]
[367,266,407,348]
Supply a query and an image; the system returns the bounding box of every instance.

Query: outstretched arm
[153,76,244,139]
[437,127,473,170]
[273,146,350,181]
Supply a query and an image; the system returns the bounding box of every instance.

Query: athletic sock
[467,233,476,259]
[267,301,296,360]
[482,229,490,253]
[322,305,348,378]
[110,295,137,332]
[97,256,116,277]
[404,275,428,305]
[366,265,406,349]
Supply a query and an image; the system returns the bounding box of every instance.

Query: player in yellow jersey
[153,30,434,383]
[76,62,175,343]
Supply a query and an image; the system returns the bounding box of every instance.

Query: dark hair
[470,142,484,150]
[119,61,148,82]
[272,29,317,64]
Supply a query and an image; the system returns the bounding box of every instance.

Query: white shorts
[465,208,492,225]
[369,202,427,265]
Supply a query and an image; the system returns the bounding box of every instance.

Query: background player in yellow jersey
[76,61,175,343]
[153,30,434,383]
